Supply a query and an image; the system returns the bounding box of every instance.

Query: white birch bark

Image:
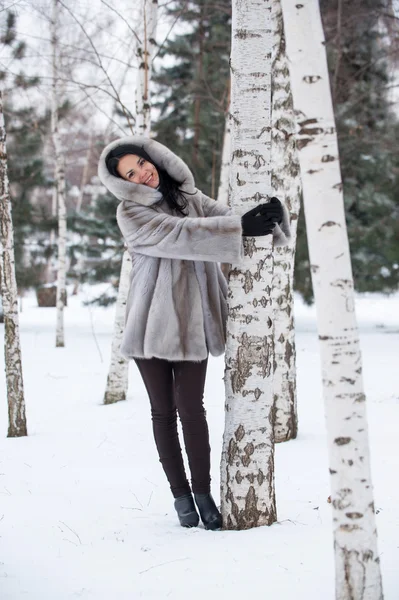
[104,0,158,404]
[135,0,158,136]
[220,0,277,530]
[217,109,232,207]
[0,90,28,438]
[51,0,67,348]
[103,250,131,405]
[281,1,383,597]
[271,0,301,443]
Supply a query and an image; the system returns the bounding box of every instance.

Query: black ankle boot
[174,494,200,528]
[194,493,222,531]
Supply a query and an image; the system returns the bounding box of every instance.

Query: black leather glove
[241,198,283,237]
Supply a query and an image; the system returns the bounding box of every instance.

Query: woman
[98,136,291,531]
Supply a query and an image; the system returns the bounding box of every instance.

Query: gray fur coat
[98,136,291,362]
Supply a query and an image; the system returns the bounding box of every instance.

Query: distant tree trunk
[193,2,204,164]
[76,128,93,213]
[281,1,384,598]
[220,0,277,530]
[217,108,231,207]
[105,0,158,405]
[0,90,27,438]
[51,0,67,348]
[271,0,301,443]
[103,251,131,404]
[135,0,158,135]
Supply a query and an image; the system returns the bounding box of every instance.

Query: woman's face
[116,154,160,189]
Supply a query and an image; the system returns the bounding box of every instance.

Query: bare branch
[100,0,142,46]
[152,4,187,62]
[78,85,128,136]
[57,0,135,133]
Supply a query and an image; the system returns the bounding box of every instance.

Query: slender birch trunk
[104,0,158,405]
[281,1,383,597]
[220,0,277,530]
[217,109,232,207]
[51,0,67,348]
[135,0,158,135]
[271,0,301,443]
[103,251,131,404]
[0,90,27,438]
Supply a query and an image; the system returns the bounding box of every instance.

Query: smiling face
[116,154,160,189]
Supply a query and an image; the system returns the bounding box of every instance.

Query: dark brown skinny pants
[134,356,210,498]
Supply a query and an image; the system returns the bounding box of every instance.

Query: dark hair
[157,168,188,216]
[105,144,189,216]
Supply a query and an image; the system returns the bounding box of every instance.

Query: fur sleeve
[116,201,244,264]
[200,192,232,217]
[201,191,291,246]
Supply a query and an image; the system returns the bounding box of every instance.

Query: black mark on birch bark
[322,154,335,162]
[241,442,254,467]
[303,75,322,84]
[298,118,317,127]
[235,424,245,442]
[235,30,262,40]
[319,221,341,230]
[257,469,265,486]
[340,524,360,532]
[297,137,312,151]
[335,437,352,445]
[340,377,356,385]
[332,278,352,289]
[298,127,323,136]
[255,127,271,139]
[235,470,244,484]
[284,340,293,367]
[253,154,266,170]
[227,438,238,466]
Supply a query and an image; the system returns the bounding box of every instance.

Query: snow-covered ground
[0,288,398,599]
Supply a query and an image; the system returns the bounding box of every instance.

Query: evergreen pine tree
[68,193,124,306]
[153,0,231,197]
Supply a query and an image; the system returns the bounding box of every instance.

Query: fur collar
[97,136,196,207]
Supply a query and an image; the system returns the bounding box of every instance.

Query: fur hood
[98,135,196,207]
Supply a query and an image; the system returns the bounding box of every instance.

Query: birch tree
[135,0,158,135]
[51,0,67,348]
[0,90,27,438]
[103,249,131,404]
[220,0,277,530]
[103,0,158,404]
[281,1,383,597]
[271,0,301,443]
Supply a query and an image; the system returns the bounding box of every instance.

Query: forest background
[1,0,398,309]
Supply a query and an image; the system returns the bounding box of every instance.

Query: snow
[0,288,398,599]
